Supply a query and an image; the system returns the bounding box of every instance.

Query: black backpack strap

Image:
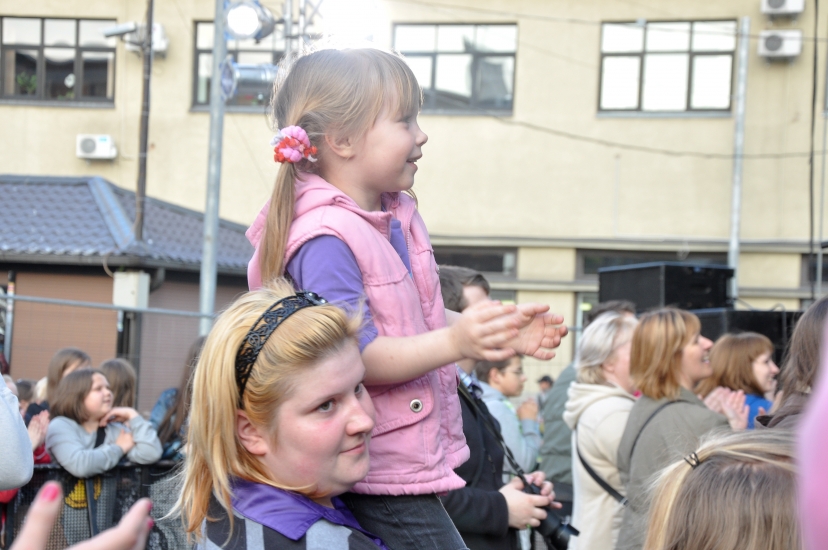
[94,427,106,448]
[86,427,107,536]
[629,401,678,462]
[458,384,494,489]
[575,431,627,506]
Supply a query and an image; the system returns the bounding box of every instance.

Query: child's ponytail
[258,163,297,284]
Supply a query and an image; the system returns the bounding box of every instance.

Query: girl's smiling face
[243,342,376,507]
[83,373,113,423]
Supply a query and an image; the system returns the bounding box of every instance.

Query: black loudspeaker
[598,262,734,312]
[692,308,803,365]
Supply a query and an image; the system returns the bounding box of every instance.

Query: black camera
[522,481,579,550]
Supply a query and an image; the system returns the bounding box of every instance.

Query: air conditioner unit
[76,134,118,160]
[758,30,803,59]
[761,0,805,16]
[124,23,169,57]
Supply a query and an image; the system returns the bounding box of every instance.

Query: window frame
[433,245,518,279]
[191,20,285,111]
[0,16,117,105]
[393,22,518,115]
[597,19,737,114]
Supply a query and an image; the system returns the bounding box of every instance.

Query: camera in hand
[522,480,579,550]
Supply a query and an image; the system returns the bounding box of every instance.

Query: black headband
[234,290,327,407]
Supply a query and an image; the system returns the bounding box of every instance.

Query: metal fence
[0,463,189,550]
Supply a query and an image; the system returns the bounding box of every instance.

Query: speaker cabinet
[693,308,803,365]
[598,262,734,312]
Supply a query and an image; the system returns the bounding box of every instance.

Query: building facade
[1,0,824,385]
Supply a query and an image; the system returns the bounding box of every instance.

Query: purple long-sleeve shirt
[286,219,411,351]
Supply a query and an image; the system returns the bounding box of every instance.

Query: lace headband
[234,290,327,407]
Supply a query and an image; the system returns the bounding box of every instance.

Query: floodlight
[226,0,276,41]
[219,57,279,102]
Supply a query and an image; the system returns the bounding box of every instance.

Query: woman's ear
[236,411,270,456]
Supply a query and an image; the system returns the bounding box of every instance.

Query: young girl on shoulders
[46,369,162,478]
[245,46,566,546]
[179,281,386,550]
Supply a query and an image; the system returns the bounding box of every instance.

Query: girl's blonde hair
[695,332,774,398]
[644,429,799,550]
[575,312,638,385]
[259,47,422,283]
[178,279,361,537]
[99,358,137,408]
[630,308,701,400]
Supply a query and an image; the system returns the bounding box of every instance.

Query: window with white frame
[599,20,736,112]
[193,21,284,108]
[394,23,517,113]
[0,17,116,102]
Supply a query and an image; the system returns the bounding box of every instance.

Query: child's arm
[362,300,560,385]
[105,408,163,464]
[46,418,123,478]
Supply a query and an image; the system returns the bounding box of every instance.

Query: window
[0,17,116,102]
[394,23,517,113]
[434,246,517,278]
[599,20,736,112]
[577,249,727,279]
[193,21,284,108]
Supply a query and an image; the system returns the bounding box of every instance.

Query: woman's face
[257,342,375,507]
[679,332,714,388]
[83,373,113,423]
[604,340,634,394]
[752,351,780,394]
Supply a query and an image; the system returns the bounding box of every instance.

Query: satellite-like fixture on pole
[226,0,277,41]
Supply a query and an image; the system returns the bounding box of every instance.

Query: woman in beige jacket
[564,312,638,550]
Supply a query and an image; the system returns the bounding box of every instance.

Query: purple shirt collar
[230,478,387,549]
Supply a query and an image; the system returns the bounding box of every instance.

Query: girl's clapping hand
[506,303,567,360]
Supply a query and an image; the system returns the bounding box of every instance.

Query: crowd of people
[1,45,827,550]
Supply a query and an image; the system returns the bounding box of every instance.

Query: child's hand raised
[504,303,567,360]
[100,407,139,427]
[450,300,524,361]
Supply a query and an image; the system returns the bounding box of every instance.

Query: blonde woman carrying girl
[245,46,566,547]
[179,281,386,549]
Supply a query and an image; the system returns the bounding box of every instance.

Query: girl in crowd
[45,347,91,406]
[761,295,828,429]
[45,369,162,479]
[244,45,566,546]
[179,281,385,549]
[615,309,748,550]
[150,336,206,460]
[696,333,778,429]
[644,429,799,550]
[100,358,137,408]
[564,312,638,550]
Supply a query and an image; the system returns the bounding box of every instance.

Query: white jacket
[563,382,635,550]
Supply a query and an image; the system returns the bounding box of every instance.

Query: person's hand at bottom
[11,481,153,550]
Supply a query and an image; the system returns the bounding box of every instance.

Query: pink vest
[247,174,468,495]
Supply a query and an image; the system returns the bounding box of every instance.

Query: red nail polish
[41,483,60,502]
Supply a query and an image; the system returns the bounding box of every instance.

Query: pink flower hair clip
[270,125,318,164]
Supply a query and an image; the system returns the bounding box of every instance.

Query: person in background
[16,378,34,416]
[537,375,554,410]
[477,357,541,481]
[758,295,828,430]
[644,430,798,550]
[696,333,779,429]
[439,266,556,550]
[539,300,636,515]
[0,380,32,490]
[100,358,137,408]
[150,336,206,460]
[615,309,748,550]
[564,312,638,550]
[25,348,92,425]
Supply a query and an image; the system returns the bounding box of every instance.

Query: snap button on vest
[410,399,424,413]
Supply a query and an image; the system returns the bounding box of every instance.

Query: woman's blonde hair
[259,46,422,284]
[644,429,799,550]
[178,279,361,538]
[630,308,701,400]
[695,332,774,397]
[575,312,638,385]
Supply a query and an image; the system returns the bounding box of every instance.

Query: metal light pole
[728,16,750,304]
[199,0,228,336]
[134,0,154,242]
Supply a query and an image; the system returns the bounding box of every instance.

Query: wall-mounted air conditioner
[761,0,805,16]
[124,23,169,57]
[76,135,118,160]
[758,30,803,59]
